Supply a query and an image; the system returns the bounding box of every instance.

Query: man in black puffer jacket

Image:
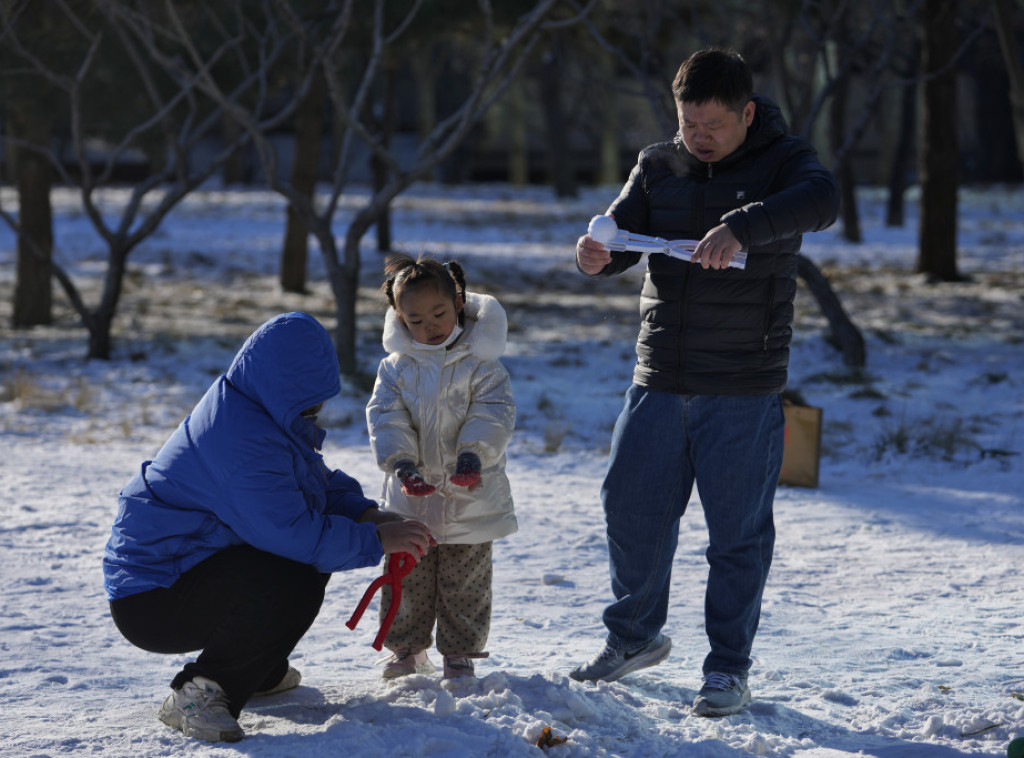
[569,48,839,717]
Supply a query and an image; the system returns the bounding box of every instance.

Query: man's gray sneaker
[569,634,672,682]
[691,672,751,717]
[157,676,244,742]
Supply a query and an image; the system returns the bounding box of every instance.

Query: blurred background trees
[1,0,1021,370]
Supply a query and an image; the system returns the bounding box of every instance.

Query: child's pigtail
[382,277,397,309]
[444,260,467,305]
[382,254,416,308]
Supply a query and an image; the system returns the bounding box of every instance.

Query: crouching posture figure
[103,312,432,742]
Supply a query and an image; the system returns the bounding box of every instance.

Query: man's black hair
[672,48,753,114]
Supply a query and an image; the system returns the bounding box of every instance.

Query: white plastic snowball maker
[586,215,747,270]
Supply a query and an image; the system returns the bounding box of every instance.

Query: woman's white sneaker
[157,676,244,742]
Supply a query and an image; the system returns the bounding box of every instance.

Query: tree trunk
[87,314,113,360]
[797,254,866,368]
[991,0,1024,171]
[409,46,441,183]
[597,50,620,185]
[331,267,360,377]
[917,0,960,281]
[336,223,369,377]
[306,209,366,378]
[506,77,530,185]
[539,40,577,198]
[280,69,326,294]
[886,73,917,227]
[371,60,397,253]
[600,115,620,185]
[221,112,246,185]
[83,246,130,361]
[412,47,437,142]
[10,102,54,327]
[829,68,862,243]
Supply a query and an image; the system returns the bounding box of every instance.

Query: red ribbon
[346,552,416,651]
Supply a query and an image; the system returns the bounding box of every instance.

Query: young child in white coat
[366,254,517,679]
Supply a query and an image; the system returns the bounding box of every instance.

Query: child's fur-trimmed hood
[382,291,508,361]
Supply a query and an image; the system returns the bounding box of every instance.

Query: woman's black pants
[110,545,329,717]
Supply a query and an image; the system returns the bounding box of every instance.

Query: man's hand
[576,214,615,275]
[691,223,742,270]
[377,519,435,560]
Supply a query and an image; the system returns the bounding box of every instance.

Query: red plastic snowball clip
[346,552,416,650]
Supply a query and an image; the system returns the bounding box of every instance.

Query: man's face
[677,98,755,164]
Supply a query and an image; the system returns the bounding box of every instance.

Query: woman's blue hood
[103,312,383,602]
[225,312,341,431]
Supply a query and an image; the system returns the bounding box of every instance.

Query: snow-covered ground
[1,181,1022,757]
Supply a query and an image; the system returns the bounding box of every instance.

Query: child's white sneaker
[157,676,244,742]
[442,656,475,679]
[382,650,435,679]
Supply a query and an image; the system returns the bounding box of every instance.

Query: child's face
[396,284,461,346]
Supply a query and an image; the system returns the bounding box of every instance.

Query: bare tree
[2,0,59,328]
[763,1,925,240]
[363,51,398,252]
[918,0,961,281]
[7,92,54,328]
[110,0,593,375]
[991,0,1024,172]
[884,38,919,227]
[280,66,326,294]
[826,3,863,244]
[0,0,259,358]
[779,0,984,280]
[539,34,577,197]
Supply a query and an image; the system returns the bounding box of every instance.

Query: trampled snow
[1,181,1022,757]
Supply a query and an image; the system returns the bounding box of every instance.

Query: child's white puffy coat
[366,292,517,544]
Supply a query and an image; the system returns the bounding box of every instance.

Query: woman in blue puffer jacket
[103,312,433,743]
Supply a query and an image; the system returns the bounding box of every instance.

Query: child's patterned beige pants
[379,542,492,656]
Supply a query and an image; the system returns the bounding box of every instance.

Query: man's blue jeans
[600,384,784,677]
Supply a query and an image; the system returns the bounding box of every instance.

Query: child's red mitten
[394,460,435,497]
[450,451,482,488]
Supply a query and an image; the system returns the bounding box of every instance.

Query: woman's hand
[376,519,435,560]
